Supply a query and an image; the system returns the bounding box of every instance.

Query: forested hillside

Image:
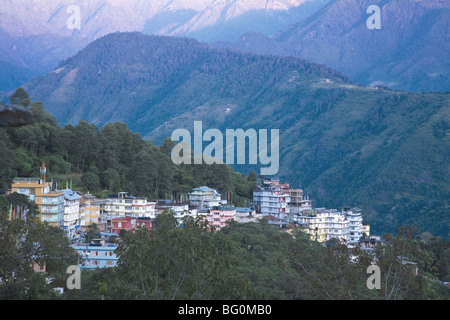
[1,89,449,300]
[0,89,256,206]
[15,32,450,238]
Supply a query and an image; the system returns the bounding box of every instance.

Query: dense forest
[0,88,256,206]
[0,196,449,300]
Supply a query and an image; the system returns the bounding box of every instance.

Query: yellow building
[362,224,370,237]
[80,194,102,232]
[297,209,349,243]
[11,177,64,227]
[298,211,328,242]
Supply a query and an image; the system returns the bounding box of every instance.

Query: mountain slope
[215,0,450,92]
[19,32,450,237]
[0,0,330,91]
[0,0,328,41]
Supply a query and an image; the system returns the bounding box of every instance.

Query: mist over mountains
[0,0,330,91]
[1,0,448,93]
[215,0,450,92]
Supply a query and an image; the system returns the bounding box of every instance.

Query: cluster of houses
[6,163,381,270]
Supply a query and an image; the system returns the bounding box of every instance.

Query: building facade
[296,209,349,243]
[79,194,102,232]
[102,192,156,219]
[155,200,197,224]
[204,205,237,231]
[108,216,154,234]
[253,184,290,219]
[72,239,118,269]
[189,186,222,209]
[343,208,363,247]
[11,177,65,227]
[61,189,82,239]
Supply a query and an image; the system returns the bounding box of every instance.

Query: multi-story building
[11,177,65,227]
[155,200,197,225]
[102,192,156,219]
[79,193,102,232]
[72,239,118,269]
[252,183,290,219]
[204,205,237,231]
[324,210,349,242]
[61,189,82,239]
[108,216,154,234]
[343,208,363,247]
[296,209,349,243]
[188,186,222,209]
[297,210,328,242]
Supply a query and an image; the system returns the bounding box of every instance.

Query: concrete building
[360,235,384,253]
[252,183,290,220]
[102,192,156,219]
[79,194,103,232]
[188,186,223,209]
[60,189,82,239]
[108,216,154,234]
[72,239,118,269]
[155,200,197,224]
[296,208,349,243]
[204,205,237,231]
[343,208,363,247]
[11,177,65,227]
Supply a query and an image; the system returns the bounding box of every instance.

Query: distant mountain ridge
[0,0,330,90]
[17,32,450,238]
[214,0,450,92]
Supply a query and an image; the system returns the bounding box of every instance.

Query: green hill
[14,32,450,238]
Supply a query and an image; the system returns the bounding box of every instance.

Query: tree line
[0,88,256,205]
[1,197,449,300]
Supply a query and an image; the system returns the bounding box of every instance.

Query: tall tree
[9,87,31,107]
[112,211,254,299]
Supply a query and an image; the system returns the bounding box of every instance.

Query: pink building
[206,205,237,231]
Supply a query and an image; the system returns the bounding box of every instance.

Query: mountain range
[0,0,330,91]
[215,0,450,92]
[12,31,450,238]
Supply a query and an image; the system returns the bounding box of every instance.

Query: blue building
[72,239,118,269]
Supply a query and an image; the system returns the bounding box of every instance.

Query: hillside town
[4,162,380,270]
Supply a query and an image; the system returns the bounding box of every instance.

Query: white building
[61,189,83,239]
[325,210,349,243]
[188,186,223,209]
[235,207,263,223]
[343,208,363,247]
[252,184,290,220]
[155,200,198,225]
[102,192,156,219]
[296,208,350,243]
